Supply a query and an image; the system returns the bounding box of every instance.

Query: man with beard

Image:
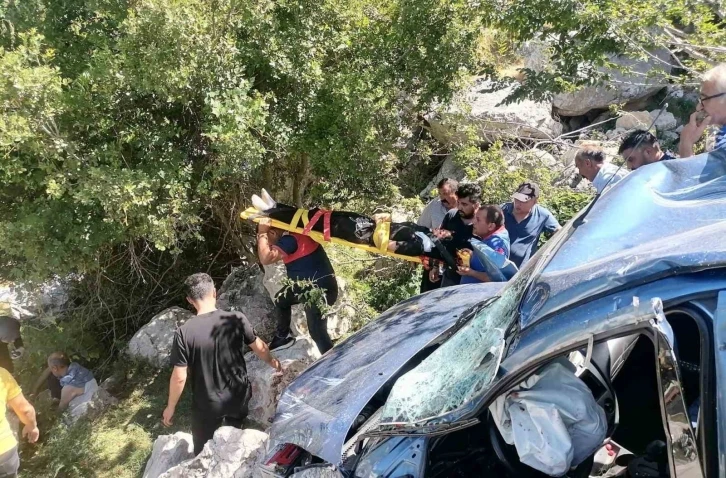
[502,182,561,268]
[429,183,481,287]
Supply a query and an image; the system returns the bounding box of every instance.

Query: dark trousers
[420,267,440,294]
[0,447,19,478]
[191,412,245,456]
[47,374,62,400]
[0,344,12,375]
[275,277,338,354]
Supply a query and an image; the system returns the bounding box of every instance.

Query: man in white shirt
[575,147,628,194]
[417,178,458,293]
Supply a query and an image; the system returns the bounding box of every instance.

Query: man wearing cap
[501,182,561,269]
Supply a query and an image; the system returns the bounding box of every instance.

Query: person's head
[48,352,71,378]
[511,182,540,216]
[699,63,726,125]
[456,183,481,219]
[437,177,459,209]
[184,272,216,312]
[619,130,664,171]
[574,147,606,182]
[473,205,505,238]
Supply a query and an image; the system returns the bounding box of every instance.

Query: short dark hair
[456,183,481,203]
[437,177,459,192]
[184,273,215,300]
[619,129,659,154]
[576,147,606,163]
[48,352,70,368]
[479,205,505,228]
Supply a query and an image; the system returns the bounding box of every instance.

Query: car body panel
[266,282,505,465]
[714,291,726,478]
[521,149,726,328]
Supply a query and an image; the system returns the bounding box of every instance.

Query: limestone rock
[553,50,672,116]
[418,156,465,198]
[0,278,71,319]
[159,427,268,478]
[428,79,562,145]
[64,381,119,425]
[649,109,678,132]
[245,337,320,426]
[128,307,193,367]
[615,111,652,131]
[143,432,195,478]
[605,128,629,141]
[217,267,280,343]
[504,148,561,172]
[290,466,345,478]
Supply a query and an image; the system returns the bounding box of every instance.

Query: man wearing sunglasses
[679,63,726,158]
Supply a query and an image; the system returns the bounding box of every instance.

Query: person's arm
[257,219,284,265]
[249,338,282,372]
[58,385,84,411]
[31,367,53,397]
[457,266,490,283]
[8,393,39,443]
[679,113,712,158]
[543,209,562,234]
[162,366,187,426]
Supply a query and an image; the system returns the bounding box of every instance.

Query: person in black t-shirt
[162,273,281,455]
[257,218,338,354]
[429,183,481,287]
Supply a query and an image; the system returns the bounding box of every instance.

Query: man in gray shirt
[417,178,458,293]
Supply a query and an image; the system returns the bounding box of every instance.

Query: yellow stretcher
[240,207,422,263]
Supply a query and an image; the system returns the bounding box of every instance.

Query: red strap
[302,210,332,242]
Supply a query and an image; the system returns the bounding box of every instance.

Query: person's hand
[432,228,451,239]
[258,218,271,234]
[458,266,473,276]
[162,405,175,427]
[22,425,39,444]
[429,268,440,282]
[270,358,282,373]
[679,112,712,158]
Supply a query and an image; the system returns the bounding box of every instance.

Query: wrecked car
[260,149,726,478]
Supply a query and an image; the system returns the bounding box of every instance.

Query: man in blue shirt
[458,205,510,284]
[501,182,561,268]
[679,63,726,157]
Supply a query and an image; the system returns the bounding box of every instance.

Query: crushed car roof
[521,149,726,328]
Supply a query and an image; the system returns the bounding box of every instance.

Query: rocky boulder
[418,156,465,198]
[159,427,268,478]
[649,109,678,132]
[217,267,279,343]
[553,50,672,116]
[0,278,71,319]
[143,432,195,478]
[245,337,321,426]
[615,111,652,131]
[127,307,193,367]
[428,79,562,145]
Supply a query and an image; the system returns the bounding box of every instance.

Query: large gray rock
[418,156,465,198]
[245,337,321,426]
[428,79,562,145]
[127,307,193,367]
[143,432,195,478]
[64,381,119,425]
[649,109,678,132]
[553,50,672,116]
[615,111,652,131]
[217,267,279,343]
[0,278,71,319]
[159,427,268,478]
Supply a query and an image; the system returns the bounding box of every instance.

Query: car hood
[266,282,505,466]
[521,149,726,327]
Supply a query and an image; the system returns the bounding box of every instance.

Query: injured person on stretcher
[250,189,456,265]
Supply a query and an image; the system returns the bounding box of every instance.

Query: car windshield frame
[376,211,581,429]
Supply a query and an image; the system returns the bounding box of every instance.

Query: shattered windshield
[378,205,577,427]
[378,276,526,425]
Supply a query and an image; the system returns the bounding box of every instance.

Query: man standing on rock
[417,178,458,293]
[502,182,561,269]
[679,63,726,157]
[619,130,677,171]
[163,273,281,456]
[257,218,338,355]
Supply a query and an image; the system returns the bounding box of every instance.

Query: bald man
[679,63,726,157]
